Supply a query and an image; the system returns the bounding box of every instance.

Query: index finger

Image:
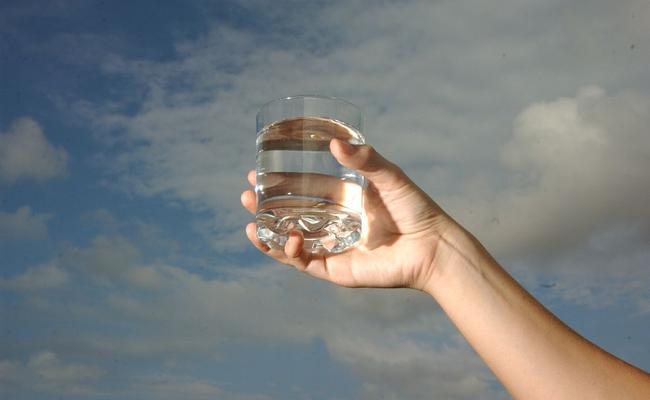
[248,170,256,187]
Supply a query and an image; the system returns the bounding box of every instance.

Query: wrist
[421,220,487,299]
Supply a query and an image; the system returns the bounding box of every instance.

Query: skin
[241,138,650,399]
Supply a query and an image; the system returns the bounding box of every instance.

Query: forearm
[425,224,650,399]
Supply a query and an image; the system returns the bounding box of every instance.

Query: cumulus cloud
[0,206,51,241]
[0,117,68,183]
[0,263,68,290]
[448,87,650,259]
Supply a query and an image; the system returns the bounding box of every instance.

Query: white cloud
[0,263,67,290]
[79,0,650,259]
[11,225,647,398]
[447,87,650,259]
[0,206,51,241]
[45,232,499,397]
[0,117,68,183]
[328,337,496,400]
[534,225,650,310]
[0,351,104,396]
[129,375,272,400]
[27,351,102,381]
[132,376,222,398]
[0,348,266,399]
[61,234,140,284]
[5,230,492,396]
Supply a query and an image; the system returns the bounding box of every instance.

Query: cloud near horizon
[2,230,497,399]
[0,350,104,396]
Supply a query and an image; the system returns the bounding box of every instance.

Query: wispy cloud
[329,336,496,400]
[0,206,51,241]
[0,263,67,290]
[535,225,650,311]
[0,350,104,396]
[5,231,494,398]
[127,375,272,400]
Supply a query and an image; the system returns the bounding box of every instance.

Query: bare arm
[241,138,650,399]
[425,223,650,399]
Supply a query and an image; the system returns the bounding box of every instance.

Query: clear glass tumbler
[255,95,366,254]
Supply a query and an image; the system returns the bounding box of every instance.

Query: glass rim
[257,94,362,116]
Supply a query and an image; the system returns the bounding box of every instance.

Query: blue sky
[1,0,649,398]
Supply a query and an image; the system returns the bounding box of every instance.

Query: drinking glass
[255,95,366,254]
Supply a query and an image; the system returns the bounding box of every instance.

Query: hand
[240,138,455,290]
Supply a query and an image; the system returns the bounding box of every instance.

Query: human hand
[240,138,456,291]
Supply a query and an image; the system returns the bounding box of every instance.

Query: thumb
[330,138,409,190]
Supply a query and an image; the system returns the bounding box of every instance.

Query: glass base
[256,207,362,254]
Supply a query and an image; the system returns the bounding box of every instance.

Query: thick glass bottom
[256,207,362,254]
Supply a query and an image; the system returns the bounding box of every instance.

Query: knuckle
[363,144,376,156]
[359,144,376,163]
[388,161,405,177]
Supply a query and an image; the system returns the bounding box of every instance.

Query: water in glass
[256,116,365,253]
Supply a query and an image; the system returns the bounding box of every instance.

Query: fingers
[247,170,256,187]
[241,170,257,214]
[244,221,292,261]
[245,222,315,273]
[243,171,305,265]
[245,222,285,260]
[242,165,340,279]
[284,231,303,258]
[245,222,269,251]
[282,232,315,272]
[240,190,256,214]
[330,138,409,190]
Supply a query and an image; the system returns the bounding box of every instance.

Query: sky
[1,0,649,398]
